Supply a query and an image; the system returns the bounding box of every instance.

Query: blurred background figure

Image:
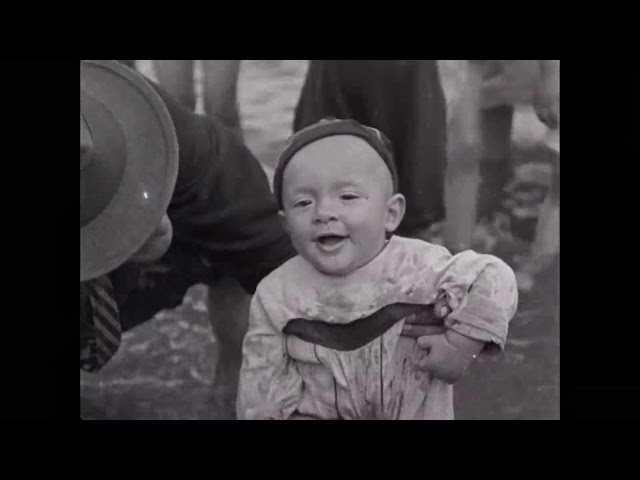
[150,60,249,418]
[153,60,242,136]
[294,60,447,241]
[439,60,485,254]
[529,62,560,271]
[527,127,559,273]
[478,60,559,218]
[442,60,559,260]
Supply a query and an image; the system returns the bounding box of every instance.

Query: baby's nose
[313,201,338,224]
[313,212,338,224]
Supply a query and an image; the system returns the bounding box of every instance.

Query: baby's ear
[385,193,406,234]
[278,211,289,235]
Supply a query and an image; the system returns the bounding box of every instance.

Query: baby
[236,119,518,420]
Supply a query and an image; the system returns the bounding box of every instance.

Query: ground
[80,60,559,420]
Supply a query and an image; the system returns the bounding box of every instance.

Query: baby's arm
[410,247,518,383]
[417,247,518,348]
[442,251,518,351]
[236,287,303,420]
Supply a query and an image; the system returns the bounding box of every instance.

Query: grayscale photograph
[80,60,560,420]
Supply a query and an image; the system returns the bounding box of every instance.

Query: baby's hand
[415,330,485,384]
[401,295,451,339]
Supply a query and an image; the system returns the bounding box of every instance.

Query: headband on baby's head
[273,118,399,210]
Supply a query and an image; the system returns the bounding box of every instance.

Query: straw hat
[80,60,179,282]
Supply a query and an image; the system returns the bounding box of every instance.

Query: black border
[6,58,637,420]
[0,60,78,420]
[559,59,640,419]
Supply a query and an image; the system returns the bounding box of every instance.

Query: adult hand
[400,295,451,339]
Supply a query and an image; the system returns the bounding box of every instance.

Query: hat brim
[80,60,179,282]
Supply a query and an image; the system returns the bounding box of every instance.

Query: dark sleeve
[149,81,295,293]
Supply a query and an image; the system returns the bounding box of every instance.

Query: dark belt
[283,303,443,351]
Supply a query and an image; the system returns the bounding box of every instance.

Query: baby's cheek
[354,219,386,248]
[290,235,307,256]
[286,218,308,245]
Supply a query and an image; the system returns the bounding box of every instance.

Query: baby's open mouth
[316,233,349,247]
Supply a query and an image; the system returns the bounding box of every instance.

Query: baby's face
[281,135,404,276]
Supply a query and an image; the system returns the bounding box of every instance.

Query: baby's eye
[340,193,360,201]
[294,199,312,208]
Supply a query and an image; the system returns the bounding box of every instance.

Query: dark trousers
[294,60,447,236]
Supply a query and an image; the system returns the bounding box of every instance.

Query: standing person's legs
[153,60,248,418]
[477,104,514,219]
[199,60,247,417]
[294,60,353,132]
[201,60,242,135]
[153,60,196,112]
[295,60,447,238]
[384,60,447,237]
[530,63,560,264]
[532,158,559,258]
[441,60,484,253]
[206,275,251,419]
[531,130,560,264]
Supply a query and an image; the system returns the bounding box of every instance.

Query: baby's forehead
[285,135,388,178]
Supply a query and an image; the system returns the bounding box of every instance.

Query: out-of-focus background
[80,60,559,420]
